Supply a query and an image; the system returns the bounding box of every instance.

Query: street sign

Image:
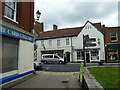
[83,35,96,47]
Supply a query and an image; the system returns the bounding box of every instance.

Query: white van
[41,54,64,64]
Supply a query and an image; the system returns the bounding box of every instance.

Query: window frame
[110,32,118,42]
[4,0,18,23]
[57,39,60,46]
[49,40,52,46]
[66,38,69,45]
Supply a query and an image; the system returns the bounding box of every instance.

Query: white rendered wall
[36,37,73,61]
[18,40,34,74]
[73,22,105,61]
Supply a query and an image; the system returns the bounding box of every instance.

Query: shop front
[0,25,35,85]
[105,44,120,62]
[75,49,100,63]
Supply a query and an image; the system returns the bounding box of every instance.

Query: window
[77,51,84,60]
[54,55,59,59]
[43,55,53,58]
[66,38,69,45]
[49,40,52,46]
[91,50,99,60]
[110,32,118,42]
[4,0,17,21]
[41,41,44,47]
[85,26,91,30]
[57,40,60,46]
[0,35,19,73]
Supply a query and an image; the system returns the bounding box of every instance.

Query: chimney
[102,24,105,28]
[34,22,44,34]
[39,22,44,33]
[53,24,58,30]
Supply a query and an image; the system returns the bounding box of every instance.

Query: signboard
[0,25,34,43]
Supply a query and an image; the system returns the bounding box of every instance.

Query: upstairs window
[49,40,52,46]
[66,38,69,45]
[57,40,60,46]
[110,32,118,42]
[4,0,17,21]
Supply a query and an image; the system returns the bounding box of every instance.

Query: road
[41,63,80,72]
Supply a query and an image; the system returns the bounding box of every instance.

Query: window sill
[111,40,118,42]
[4,16,18,24]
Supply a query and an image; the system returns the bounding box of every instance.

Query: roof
[36,21,103,40]
[37,27,83,40]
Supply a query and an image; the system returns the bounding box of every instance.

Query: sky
[35,0,119,31]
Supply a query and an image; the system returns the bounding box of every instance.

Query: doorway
[65,52,70,62]
[85,52,90,63]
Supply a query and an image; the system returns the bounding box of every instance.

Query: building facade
[0,0,35,87]
[36,21,107,63]
[104,27,120,62]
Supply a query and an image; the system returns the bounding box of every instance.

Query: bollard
[78,62,84,87]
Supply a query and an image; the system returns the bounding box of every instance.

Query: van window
[54,55,59,59]
[43,55,53,58]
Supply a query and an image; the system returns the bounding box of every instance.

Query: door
[53,55,60,63]
[85,52,90,63]
[65,52,70,62]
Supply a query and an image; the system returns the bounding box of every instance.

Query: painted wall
[36,37,72,61]
[36,22,105,62]
[18,40,34,74]
[72,22,105,61]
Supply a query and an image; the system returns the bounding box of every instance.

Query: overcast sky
[35,0,119,31]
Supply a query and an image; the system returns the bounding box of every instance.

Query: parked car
[41,54,64,64]
[34,60,42,70]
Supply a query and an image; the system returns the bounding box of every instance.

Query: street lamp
[35,10,41,21]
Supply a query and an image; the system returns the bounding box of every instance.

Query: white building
[36,21,105,63]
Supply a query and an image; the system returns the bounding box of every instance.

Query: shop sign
[107,52,118,54]
[0,25,34,43]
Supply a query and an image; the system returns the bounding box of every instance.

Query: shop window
[107,49,118,60]
[77,51,84,60]
[0,35,19,73]
[110,32,118,42]
[4,0,17,21]
[91,50,99,60]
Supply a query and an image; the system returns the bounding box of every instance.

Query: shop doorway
[85,52,90,63]
[65,52,70,62]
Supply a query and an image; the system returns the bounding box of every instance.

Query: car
[34,60,43,70]
[41,54,65,64]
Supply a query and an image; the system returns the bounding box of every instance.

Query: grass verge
[88,67,120,89]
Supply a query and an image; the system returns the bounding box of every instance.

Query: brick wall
[0,1,34,32]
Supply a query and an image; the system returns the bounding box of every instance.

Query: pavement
[6,63,119,89]
[9,71,81,89]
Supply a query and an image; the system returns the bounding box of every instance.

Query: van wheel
[44,61,47,64]
[59,61,63,64]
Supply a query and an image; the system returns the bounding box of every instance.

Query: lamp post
[35,10,41,21]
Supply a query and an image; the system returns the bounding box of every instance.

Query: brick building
[0,0,35,87]
[103,27,120,62]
